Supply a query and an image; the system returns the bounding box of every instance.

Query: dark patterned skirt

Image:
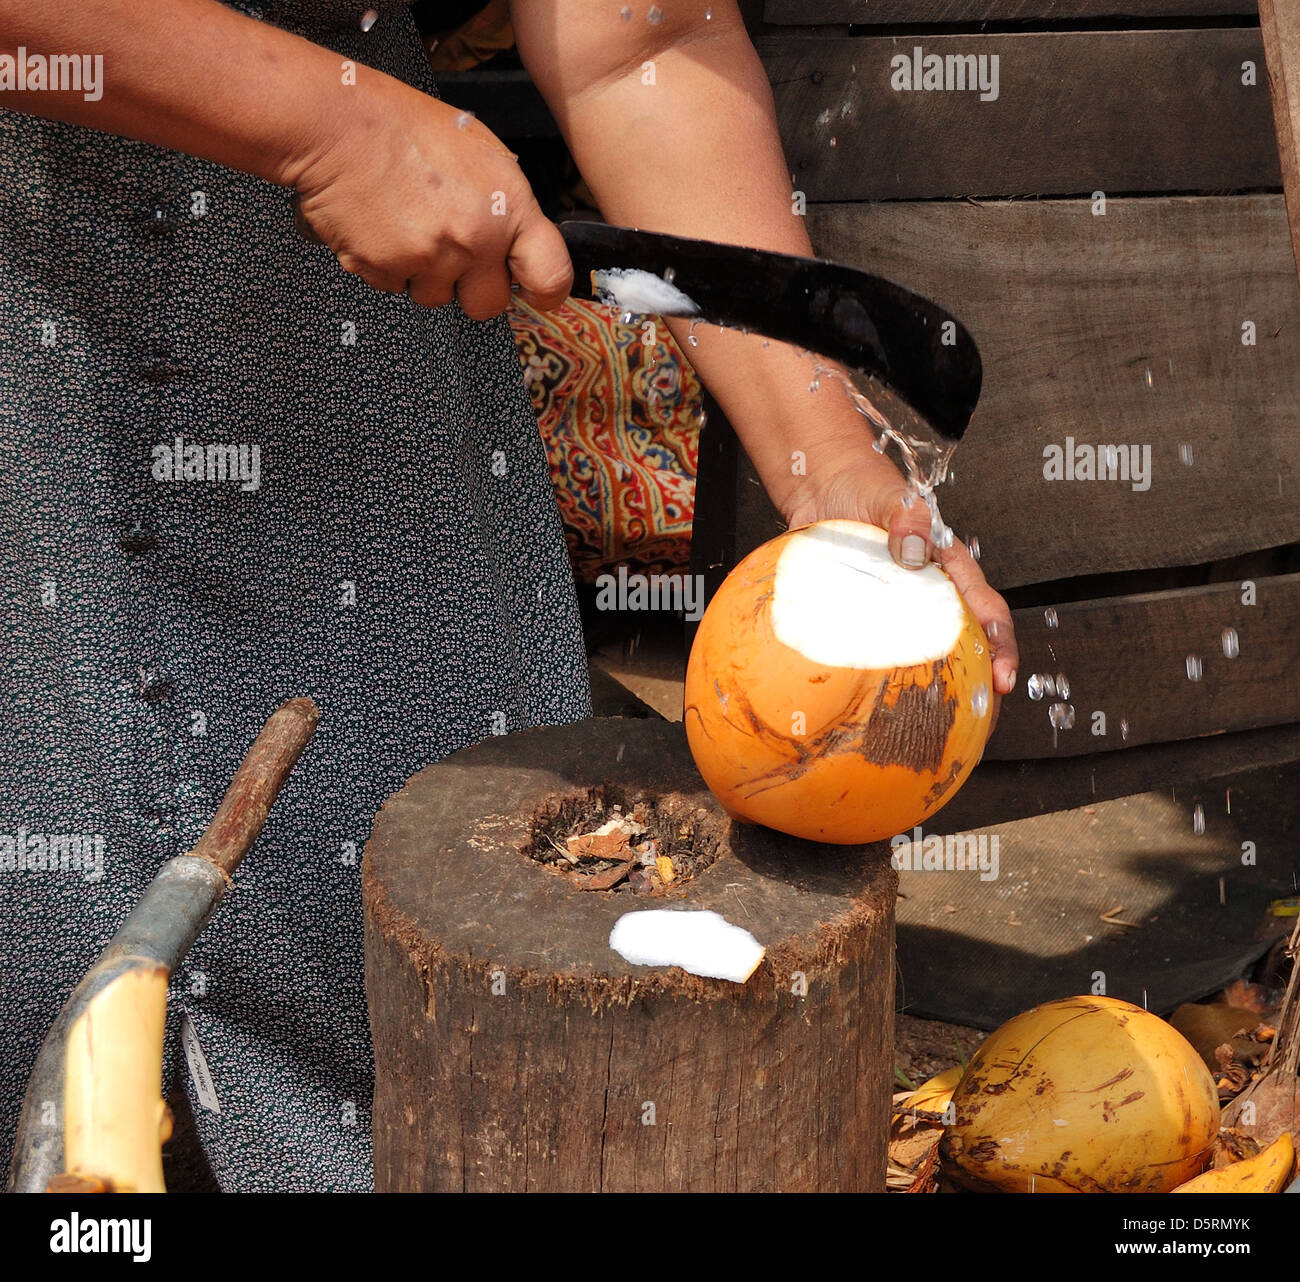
[0,0,590,1190]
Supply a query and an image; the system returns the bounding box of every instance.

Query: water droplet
[935,524,954,550]
[1044,607,1059,629]
[872,437,886,454]
[829,136,838,147]
[456,110,475,129]
[663,267,676,283]
[761,339,770,348]
[620,311,633,325]
[808,378,820,393]
[620,5,632,17]
[1102,444,1119,474]
[969,535,981,562]
[1027,673,1047,701]
[1221,627,1239,659]
[974,641,985,655]
[1055,673,1070,700]
[360,7,379,31]
[1193,803,1205,835]
[688,334,699,348]
[1179,442,1194,466]
[1185,654,1203,682]
[647,4,665,22]
[705,6,713,17]
[1144,367,1153,389]
[971,684,990,718]
[1048,702,1075,730]
[1120,717,1130,742]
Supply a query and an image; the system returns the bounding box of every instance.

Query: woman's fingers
[938,537,1020,699]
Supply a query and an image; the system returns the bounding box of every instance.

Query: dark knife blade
[559,219,981,446]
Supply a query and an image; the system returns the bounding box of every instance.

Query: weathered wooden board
[802,196,1300,588]
[985,575,1300,759]
[1261,0,1300,280]
[928,722,1300,832]
[765,1,1258,23]
[761,30,1279,199]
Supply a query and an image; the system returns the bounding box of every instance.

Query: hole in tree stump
[522,784,725,894]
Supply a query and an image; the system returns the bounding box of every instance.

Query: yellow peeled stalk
[1172,1133,1295,1193]
[62,963,170,1194]
[905,1065,963,1113]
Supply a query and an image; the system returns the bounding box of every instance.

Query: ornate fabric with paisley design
[511,297,703,584]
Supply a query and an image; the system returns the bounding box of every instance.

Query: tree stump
[363,718,896,1192]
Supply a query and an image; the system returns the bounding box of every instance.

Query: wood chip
[577,857,638,892]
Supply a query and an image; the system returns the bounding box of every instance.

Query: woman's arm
[0,0,571,312]
[512,0,1018,696]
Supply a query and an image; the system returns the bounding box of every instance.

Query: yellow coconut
[684,520,992,844]
[942,995,1219,1193]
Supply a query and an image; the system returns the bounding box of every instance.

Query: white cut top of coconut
[591,267,701,318]
[771,520,964,670]
[609,909,765,983]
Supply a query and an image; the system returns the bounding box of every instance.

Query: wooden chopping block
[362,717,895,1192]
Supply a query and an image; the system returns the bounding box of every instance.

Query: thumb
[880,489,934,571]
[509,206,573,312]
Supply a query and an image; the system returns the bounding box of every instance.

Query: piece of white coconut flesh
[591,267,701,318]
[770,521,965,670]
[609,909,765,983]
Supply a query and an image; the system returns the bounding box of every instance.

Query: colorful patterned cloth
[511,296,703,582]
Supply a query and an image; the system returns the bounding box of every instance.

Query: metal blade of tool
[560,220,982,446]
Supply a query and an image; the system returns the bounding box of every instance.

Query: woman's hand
[288,74,571,317]
[784,444,1020,725]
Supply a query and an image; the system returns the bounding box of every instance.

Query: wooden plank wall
[692,0,1300,766]
[432,4,1300,770]
[761,30,1278,199]
[765,1,1257,20]
[1260,0,1300,277]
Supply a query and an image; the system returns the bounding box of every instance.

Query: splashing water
[1055,673,1070,699]
[1221,627,1239,659]
[1185,655,1203,682]
[1027,673,1062,702]
[1048,702,1075,731]
[1044,607,1059,629]
[814,365,959,549]
[1193,803,1205,835]
[971,683,990,718]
